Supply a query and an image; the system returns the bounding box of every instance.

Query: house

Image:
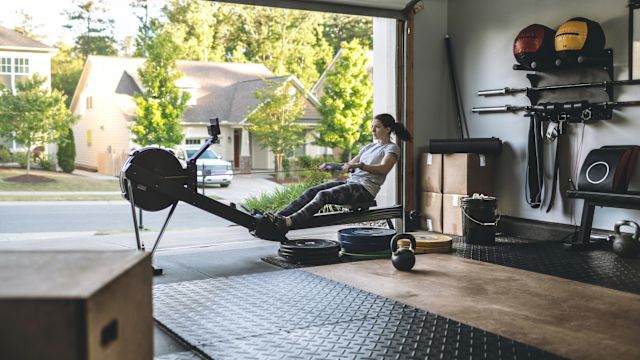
[0,25,57,151]
[70,56,327,175]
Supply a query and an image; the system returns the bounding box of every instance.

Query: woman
[266,113,412,237]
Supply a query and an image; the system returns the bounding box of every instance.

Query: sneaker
[274,214,289,235]
[265,212,289,235]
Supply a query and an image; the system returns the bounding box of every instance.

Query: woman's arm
[343,153,398,175]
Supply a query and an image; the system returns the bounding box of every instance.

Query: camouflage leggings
[277,181,374,226]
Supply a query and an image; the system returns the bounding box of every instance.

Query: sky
[0,0,166,46]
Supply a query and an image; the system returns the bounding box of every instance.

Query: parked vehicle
[174,147,233,187]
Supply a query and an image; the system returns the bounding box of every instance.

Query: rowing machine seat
[341,200,377,212]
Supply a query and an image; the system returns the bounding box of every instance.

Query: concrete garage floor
[3,224,640,359]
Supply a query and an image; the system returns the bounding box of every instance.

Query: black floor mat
[262,236,640,294]
[451,236,640,294]
[154,270,562,360]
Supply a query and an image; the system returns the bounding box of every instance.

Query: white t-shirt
[347,142,400,196]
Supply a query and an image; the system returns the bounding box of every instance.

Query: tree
[226,5,332,88]
[13,10,46,41]
[315,39,373,160]
[0,75,76,175]
[162,0,215,61]
[51,42,84,106]
[130,31,189,148]
[57,127,76,173]
[322,14,372,54]
[130,0,162,57]
[246,81,306,181]
[64,0,117,59]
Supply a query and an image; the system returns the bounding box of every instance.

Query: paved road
[0,201,234,233]
[0,173,282,234]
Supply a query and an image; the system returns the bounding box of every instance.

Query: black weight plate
[280,239,341,253]
[278,247,340,258]
[338,227,396,241]
[278,250,340,265]
[340,249,391,260]
[278,249,339,261]
[341,241,390,254]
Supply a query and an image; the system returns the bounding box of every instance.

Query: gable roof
[71,55,321,124]
[0,25,56,52]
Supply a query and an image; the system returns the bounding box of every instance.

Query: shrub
[295,154,315,169]
[243,165,338,215]
[243,183,308,214]
[39,155,55,171]
[0,146,10,163]
[57,127,76,173]
[13,151,28,168]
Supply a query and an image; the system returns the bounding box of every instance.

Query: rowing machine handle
[320,162,345,171]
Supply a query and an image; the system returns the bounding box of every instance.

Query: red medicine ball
[513,24,557,69]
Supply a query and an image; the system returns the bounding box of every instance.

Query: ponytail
[374,113,413,142]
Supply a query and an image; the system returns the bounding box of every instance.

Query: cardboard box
[421,153,443,192]
[443,193,468,236]
[0,251,153,360]
[420,192,442,232]
[443,153,494,195]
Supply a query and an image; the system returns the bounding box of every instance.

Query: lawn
[0,168,121,192]
[0,168,226,201]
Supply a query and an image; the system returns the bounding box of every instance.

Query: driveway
[200,173,283,204]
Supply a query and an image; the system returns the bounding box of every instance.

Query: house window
[0,58,10,73]
[0,57,30,93]
[185,139,201,145]
[86,96,93,110]
[86,129,92,147]
[13,58,29,74]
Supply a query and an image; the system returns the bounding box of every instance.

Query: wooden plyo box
[0,251,152,360]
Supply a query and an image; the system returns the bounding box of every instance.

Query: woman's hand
[319,163,344,171]
[342,162,362,173]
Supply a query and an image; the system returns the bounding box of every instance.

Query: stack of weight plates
[278,239,341,265]
[338,227,396,259]
[410,232,453,254]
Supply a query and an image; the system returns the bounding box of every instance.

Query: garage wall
[438,0,640,229]
[411,0,451,206]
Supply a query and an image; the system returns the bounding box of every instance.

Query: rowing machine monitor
[208,117,221,138]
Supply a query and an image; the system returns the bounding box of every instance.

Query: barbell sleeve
[477,87,524,96]
[471,105,519,113]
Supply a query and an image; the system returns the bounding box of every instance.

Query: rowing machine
[120,118,403,259]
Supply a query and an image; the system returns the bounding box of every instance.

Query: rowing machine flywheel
[120,147,186,212]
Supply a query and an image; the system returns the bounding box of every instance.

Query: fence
[97,151,128,177]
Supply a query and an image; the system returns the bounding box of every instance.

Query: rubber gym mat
[154,270,561,360]
[154,352,201,360]
[452,236,640,295]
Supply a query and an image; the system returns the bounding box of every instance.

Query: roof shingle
[0,26,55,51]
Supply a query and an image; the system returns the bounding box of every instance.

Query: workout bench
[566,190,640,250]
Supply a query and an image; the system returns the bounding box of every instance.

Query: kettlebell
[612,220,640,257]
[390,233,417,271]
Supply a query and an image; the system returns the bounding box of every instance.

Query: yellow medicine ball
[555,17,605,54]
[555,20,588,51]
